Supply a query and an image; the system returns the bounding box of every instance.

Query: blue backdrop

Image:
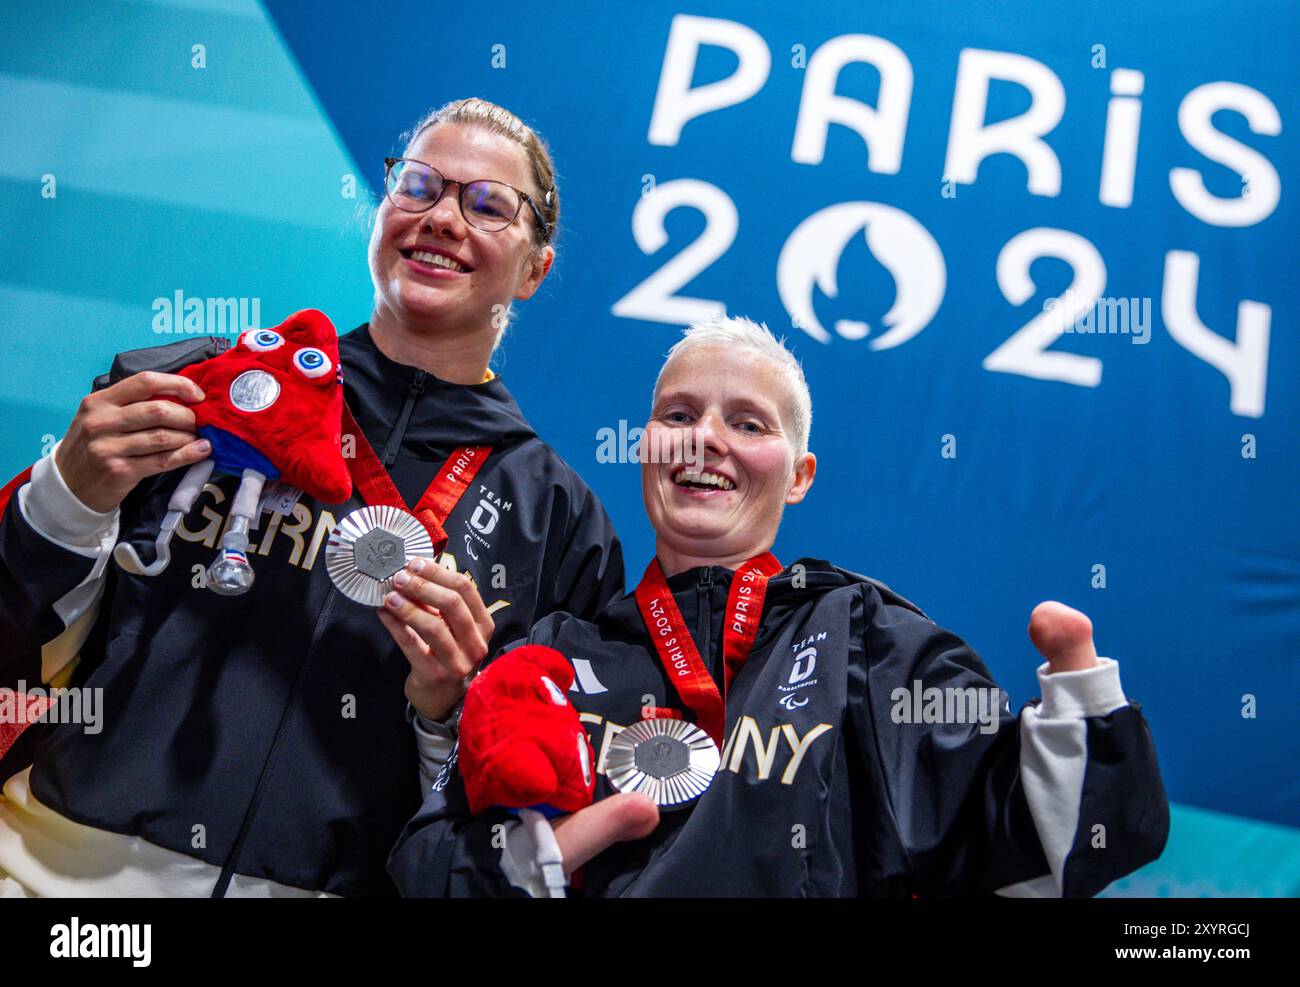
[2,0,1296,895]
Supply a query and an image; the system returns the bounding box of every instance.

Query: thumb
[1028,601,1099,673]
[551,793,660,876]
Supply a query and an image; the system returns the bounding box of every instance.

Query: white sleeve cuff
[1035,656,1128,720]
[499,811,565,898]
[20,440,120,556]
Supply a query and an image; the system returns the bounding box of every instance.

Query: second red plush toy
[459,645,596,817]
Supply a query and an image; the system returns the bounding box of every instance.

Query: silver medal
[228,369,280,412]
[325,505,436,606]
[605,717,719,810]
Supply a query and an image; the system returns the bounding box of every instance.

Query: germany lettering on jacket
[389,558,1170,898]
[0,323,625,897]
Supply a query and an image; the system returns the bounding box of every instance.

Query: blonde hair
[654,316,813,457]
[401,97,558,247]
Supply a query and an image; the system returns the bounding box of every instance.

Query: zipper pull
[695,566,714,672]
[380,369,428,467]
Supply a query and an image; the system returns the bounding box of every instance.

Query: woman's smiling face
[642,345,815,570]
[367,122,550,338]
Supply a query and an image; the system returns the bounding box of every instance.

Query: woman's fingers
[426,558,494,640]
[376,608,450,683]
[387,561,492,665]
[407,558,493,627]
[112,397,200,435]
[376,607,429,662]
[57,372,209,512]
[130,439,214,478]
[551,794,660,876]
[105,428,206,459]
[101,370,205,408]
[381,592,476,678]
[377,609,470,721]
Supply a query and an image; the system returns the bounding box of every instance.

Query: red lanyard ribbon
[634,553,782,745]
[341,401,490,556]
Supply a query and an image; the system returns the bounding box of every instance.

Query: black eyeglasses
[384,157,551,243]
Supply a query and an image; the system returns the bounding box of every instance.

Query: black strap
[92,336,230,392]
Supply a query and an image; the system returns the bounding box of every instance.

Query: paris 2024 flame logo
[777,202,947,350]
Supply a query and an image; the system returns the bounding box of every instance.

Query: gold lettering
[279,503,312,565]
[302,510,336,570]
[779,723,833,784]
[719,715,744,766]
[728,716,781,779]
[175,483,225,548]
[256,510,284,556]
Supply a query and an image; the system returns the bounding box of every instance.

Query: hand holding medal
[323,394,496,721]
[376,557,495,722]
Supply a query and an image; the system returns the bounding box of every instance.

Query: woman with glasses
[0,98,625,897]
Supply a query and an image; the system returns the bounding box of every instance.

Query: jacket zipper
[211,362,423,896]
[211,591,341,897]
[380,369,426,467]
[696,566,714,682]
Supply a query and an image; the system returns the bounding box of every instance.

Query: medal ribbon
[634,553,782,746]
[341,401,490,556]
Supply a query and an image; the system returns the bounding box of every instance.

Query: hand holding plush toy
[459,645,596,817]
[113,309,352,594]
[458,645,659,897]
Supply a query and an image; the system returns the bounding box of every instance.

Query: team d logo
[469,487,513,538]
[789,646,817,684]
[778,202,947,348]
[470,498,499,535]
[780,633,828,709]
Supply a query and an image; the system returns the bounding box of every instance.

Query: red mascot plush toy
[459,644,596,817]
[112,308,352,595]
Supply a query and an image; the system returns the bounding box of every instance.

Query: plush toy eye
[292,347,332,379]
[540,675,568,706]
[243,329,284,352]
[577,732,592,786]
